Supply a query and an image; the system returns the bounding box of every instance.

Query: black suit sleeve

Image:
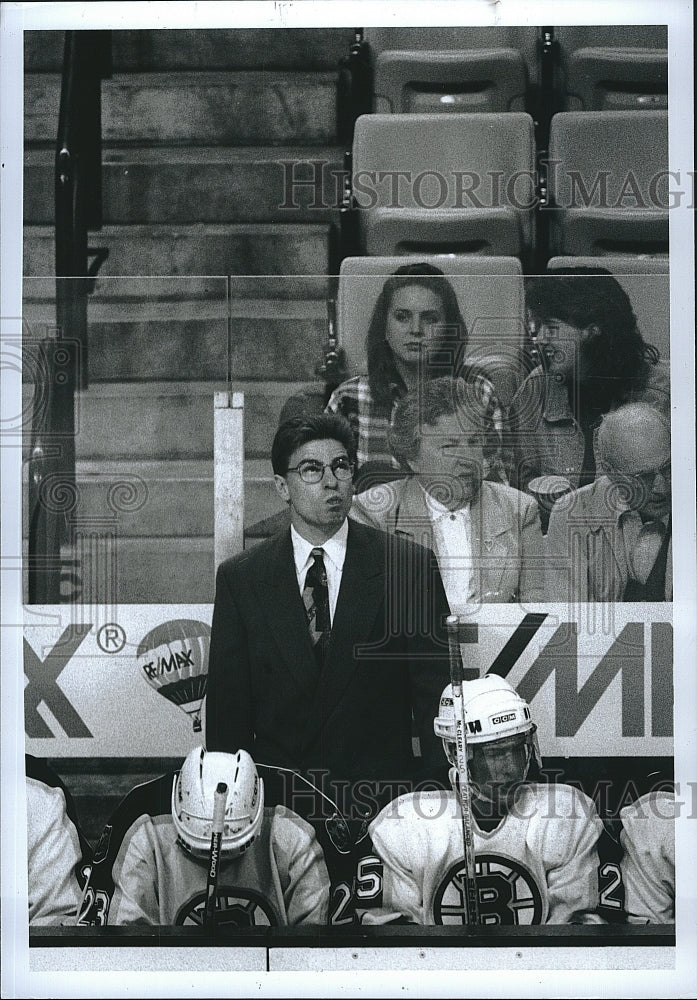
[205,560,254,753]
[403,543,452,773]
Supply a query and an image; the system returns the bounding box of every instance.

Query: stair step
[24,273,331,302]
[71,458,284,537]
[62,535,215,604]
[25,146,343,225]
[24,222,334,277]
[23,296,327,381]
[25,28,353,72]
[73,380,325,461]
[26,71,339,148]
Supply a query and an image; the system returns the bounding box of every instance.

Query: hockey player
[359,676,605,925]
[80,747,330,926]
[619,789,675,924]
[26,755,90,925]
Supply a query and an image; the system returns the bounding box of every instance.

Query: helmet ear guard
[172,746,264,859]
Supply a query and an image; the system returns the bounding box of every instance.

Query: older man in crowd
[545,401,672,602]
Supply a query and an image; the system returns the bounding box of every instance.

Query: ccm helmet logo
[492,712,516,725]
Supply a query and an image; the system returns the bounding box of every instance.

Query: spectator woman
[507,266,670,495]
[325,262,505,487]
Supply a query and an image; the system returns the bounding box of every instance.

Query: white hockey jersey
[26,776,85,925]
[108,805,329,926]
[619,790,675,924]
[361,783,605,925]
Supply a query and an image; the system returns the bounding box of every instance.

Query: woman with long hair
[325,262,505,485]
[507,266,670,494]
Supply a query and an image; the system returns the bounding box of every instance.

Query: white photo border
[2,1,695,997]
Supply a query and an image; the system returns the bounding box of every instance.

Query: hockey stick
[446,614,480,925]
[203,781,228,930]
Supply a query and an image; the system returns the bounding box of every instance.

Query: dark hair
[525,267,660,396]
[366,263,469,406]
[389,371,501,465]
[271,413,357,476]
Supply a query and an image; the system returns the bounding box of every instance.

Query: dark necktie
[303,547,331,668]
[624,515,672,601]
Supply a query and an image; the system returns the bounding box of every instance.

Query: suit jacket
[205,519,452,814]
[545,476,673,602]
[350,477,546,604]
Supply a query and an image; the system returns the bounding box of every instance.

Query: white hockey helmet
[434,675,540,768]
[172,746,264,859]
[435,675,534,746]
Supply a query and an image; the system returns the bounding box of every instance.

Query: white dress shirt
[422,487,474,610]
[291,520,348,625]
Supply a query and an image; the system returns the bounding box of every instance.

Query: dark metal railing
[27,29,111,604]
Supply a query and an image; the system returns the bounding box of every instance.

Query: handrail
[27,29,111,604]
[55,29,111,382]
[336,28,373,148]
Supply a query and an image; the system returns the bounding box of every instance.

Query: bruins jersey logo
[176,886,278,927]
[433,853,543,925]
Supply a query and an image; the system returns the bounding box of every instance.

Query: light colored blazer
[545,476,672,603]
[350,477,546,604]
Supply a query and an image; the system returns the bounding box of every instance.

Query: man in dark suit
[205,413,452,822]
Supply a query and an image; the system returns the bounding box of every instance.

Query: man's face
[274,438,354,543]
[606,426,672,520]
[410,410,485,509]
[467,732,533,815]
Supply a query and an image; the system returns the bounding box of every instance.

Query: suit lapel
[470,483,514,598]
[393,478,435,551]
[394,478,515,601]
[257,530,320,696]
[303,521,384,744]
[585,482,628,600]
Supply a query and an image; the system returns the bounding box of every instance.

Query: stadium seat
[546,110,668,256]
[554,25,668,111]
[546,255,670,361]
[350,112,537,260]
[336,255,526,407]
[363,26,540,113]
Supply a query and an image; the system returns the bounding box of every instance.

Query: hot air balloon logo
[137,619,211,732]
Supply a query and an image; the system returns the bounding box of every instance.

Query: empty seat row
[345,109,669,264]
[351,25,667,117]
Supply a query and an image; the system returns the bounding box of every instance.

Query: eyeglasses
[611,460,671,488]
[286,457,355,483]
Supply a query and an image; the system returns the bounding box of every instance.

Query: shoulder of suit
[352,516,434,562]
[216,530,287,576]
[351,479,403,520]
[547,478,611,528]
[481,480,537,509]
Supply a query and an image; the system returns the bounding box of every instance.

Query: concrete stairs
[23,27,352,602]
